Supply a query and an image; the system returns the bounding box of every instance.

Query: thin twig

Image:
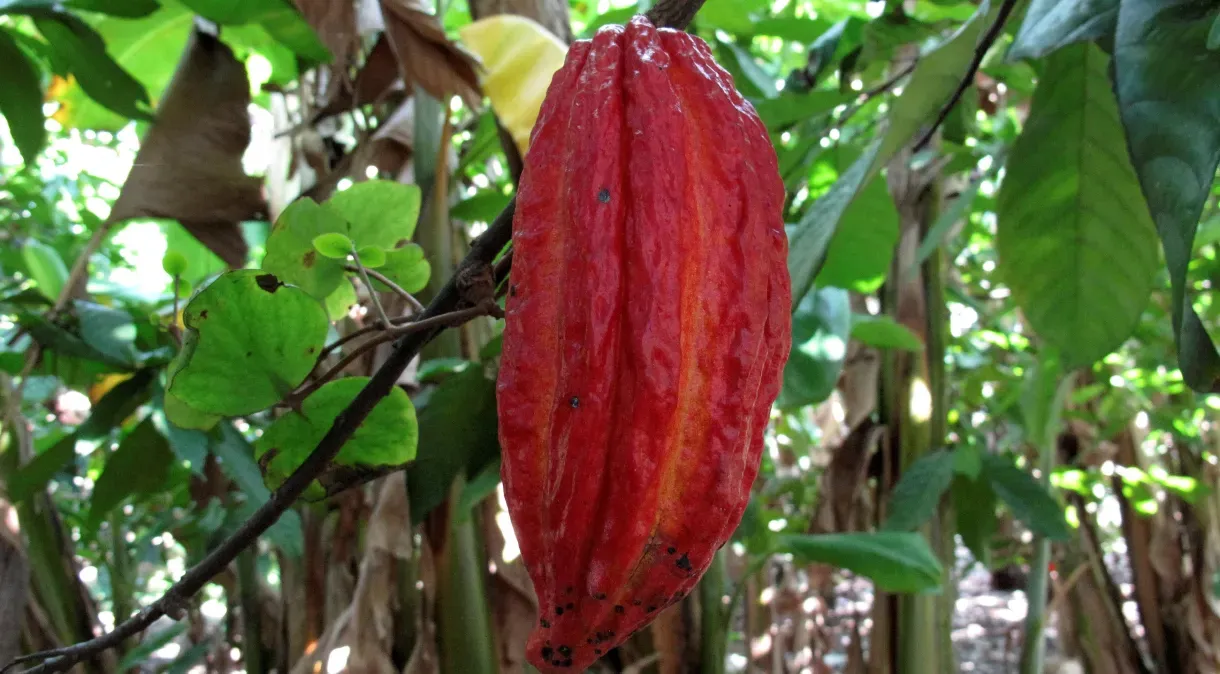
[0,2,704,671]
[345,264,425,314]
[291,303,500,403]
[911,0,1019,152]
[833,60,917,131]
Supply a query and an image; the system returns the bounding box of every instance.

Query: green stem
[699,549,729,674]
[107,511,133,653]
[237,548,263,674]
[349,249,392,328]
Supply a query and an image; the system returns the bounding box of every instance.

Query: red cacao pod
[497,15,791,673]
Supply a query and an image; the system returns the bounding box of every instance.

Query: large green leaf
[89,417,174,526]
[983,454,1071,541]
[1007,0,1118,61]
[32,11,151,121]
[407,365,501,524]
[752,90,849,130]
[1113,0,1220,392]
[166,270,328,416]
[953,474,996,565]
[881,450,956,532]
[814,170,899,293]
[778,532,943,593]
[177,0,330,62]
[254,377,418,499]
[996,42,1158,367]
[324,179,423,248]
[0,27,47,165]
[778,286,850,409]
[850,314,923,351]
[787,141,880,308]
[66,0,161,17]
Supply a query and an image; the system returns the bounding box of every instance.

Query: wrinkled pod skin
[496,15,791,673]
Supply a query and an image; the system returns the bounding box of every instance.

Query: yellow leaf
[90,373,134,404]
[459,15,568,156]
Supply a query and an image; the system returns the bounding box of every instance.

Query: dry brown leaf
[314,36,402,123]
[294,0,359,77]
[108,29,264,267]
[378,0,482,108]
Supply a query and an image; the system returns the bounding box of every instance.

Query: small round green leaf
[355,245,386,268]
[261,198,350,301]
[21,240,70,302]
[255,377,418,498]
[166,270,328,416]
[161,250,189,277]
[373,244,431,294]
[312,232,354,260]
[324,180,422,246]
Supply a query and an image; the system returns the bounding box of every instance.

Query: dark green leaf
[89,417,174,526]
[881,450,956,532]
[953,445,982,479]
[7,434,75,503]
[457,457,501,516]
[32,11,151,120]
[1008,0,1117,61]
[1113,0,1220,392]
[983,454,1071,541]
[209,422,304,557]
[76,301,138,366]
[166,270,329,416]
[0,28,47,165]
[65,0,160,17]
[953,474,996,565]
[408,365,500,524]
[850,314,923,351]
[255,377,418,498]
[779,286,850,409]
[998,43,1158,367]
[257,2,331,63]
[778,532,943,593]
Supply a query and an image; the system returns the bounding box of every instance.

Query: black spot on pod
[556,606,564,616]
[597,188,610,203]
[540,619,551,628]
[667,546,677,554]
[558,646,572,657]
[594,592,607,600]
[570,396,580,408]
[541,647,553,660]
[566,602,575,610]
[614,605,625,614]
[676,553,692,571]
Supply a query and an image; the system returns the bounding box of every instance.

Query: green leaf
[878,1,1002,162]
[8,435,75,504]
[778,286,850,409]
[0,28,47,165]
[850,314,923,351]
[209,422,303,557]
[983,454,1071,541]
[881,450,956,532]
[261,198,350,301]
[66,0,161,17]
[177,0,286,24]
[256,2,331,63]
[355,245,386,269]
[750,17,832,43]
[752,90,849,131]
[89,417,174,526]
[150,403,208,475]
[18,310,131,368]
[312,232,353,260]
[166,270,328,416]
[915,179,979,266]
[457,456,502,516]
[997,42,1157,367]
[777,532,943,593]
[953,444,982,479]
[76,301,138,366]
[787,140,881,307]
[451,191,512,222]
[33,11,151,121]
[373,244,431,295]
[163,390,222,431]
[324,180,423,247]
[1008,0,1118,61]
[254,377,418,498]
[953,474,996,565]
[21,240,69,302]
[814,170,899,293]
[322,279,358,320]
[1114,0,1220,392]
[161,251,188,277]
[407,365,500,524]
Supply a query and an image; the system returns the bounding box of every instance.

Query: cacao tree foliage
[0,0,1218,671]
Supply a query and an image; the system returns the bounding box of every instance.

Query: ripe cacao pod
[497,15,791,673]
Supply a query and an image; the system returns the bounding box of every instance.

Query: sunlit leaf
[0,27,47,165]
[778,532,944,593]
[779,285,850,409]
[166,270,328,416]
[1008,0,1117,61]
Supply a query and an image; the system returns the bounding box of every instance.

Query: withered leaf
[379,0,482,108]
[108,29,266,268]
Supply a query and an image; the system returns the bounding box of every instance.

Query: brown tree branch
[911,0,1019,152]
[1,0,705,672]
